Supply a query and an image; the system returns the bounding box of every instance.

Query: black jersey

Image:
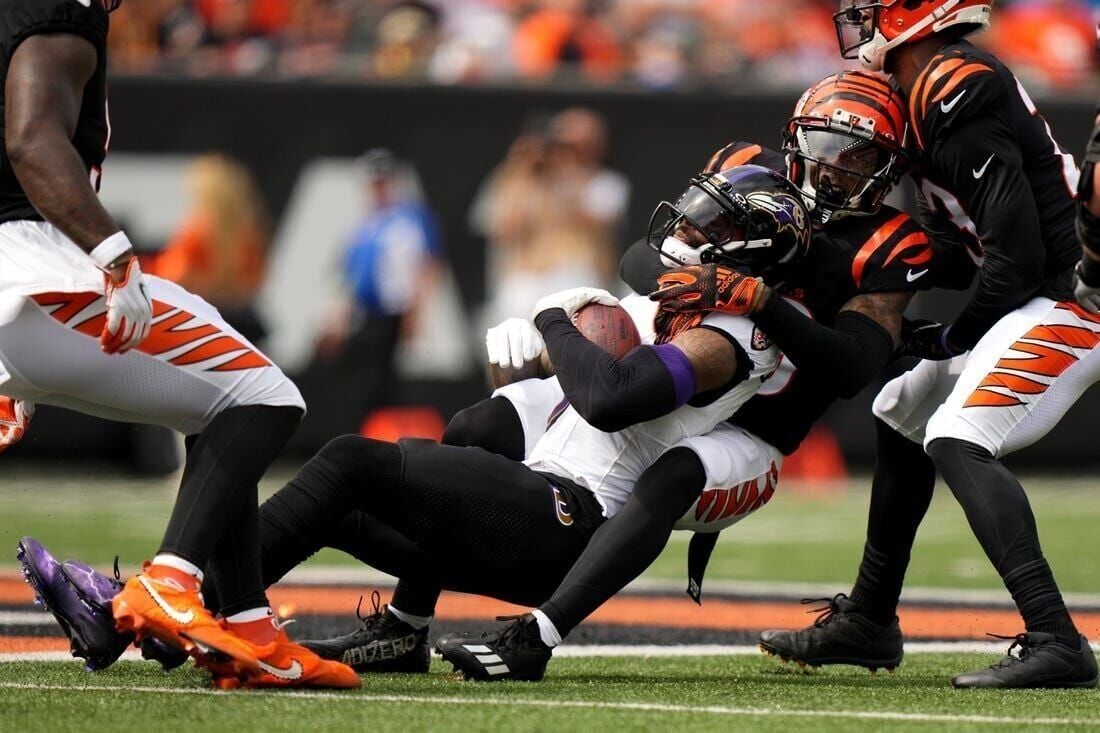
[619,141,936,456]
[0,0,109,223]
[906,39,1080,348]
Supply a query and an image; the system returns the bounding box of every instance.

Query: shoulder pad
[704,142,785,175]
[849,210,933,292]
[909,46,1002,152]
[0,0,107,59]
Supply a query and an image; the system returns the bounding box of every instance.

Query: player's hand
[650,263,766,316]
[1074,261,1100,314]
[0,397,33,453]
[532,287,618,322]
[101,257,153,355]
[486,318,545,369]
[900,320,964,361]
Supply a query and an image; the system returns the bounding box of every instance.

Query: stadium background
[6,3,1100,727]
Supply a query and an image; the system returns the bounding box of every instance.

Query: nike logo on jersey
[940,90,967,114]
[906,269,929,283]
[258,659,304,680]
[137,575,195,625]
[973,154,995,180]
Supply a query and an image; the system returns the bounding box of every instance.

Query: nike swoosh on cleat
[973,154,995,179]
[258,659,303,680]
[940,90,966,114]
[137,576,195,625]
[906,269,929,283]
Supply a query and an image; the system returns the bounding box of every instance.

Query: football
[573,302,642,359]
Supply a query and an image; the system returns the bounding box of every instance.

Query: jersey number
[919,179,984,267]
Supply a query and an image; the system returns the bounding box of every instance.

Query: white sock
[388,605,431,630]
[226,607,274,624]
[531,609,562,648]
[151,553,204,583]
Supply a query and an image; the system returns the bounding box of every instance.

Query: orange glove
[650,264,766,316]
[0,397,33,453]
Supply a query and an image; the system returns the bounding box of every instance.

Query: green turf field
[2,655,1098,732]
[2,467,1098,593]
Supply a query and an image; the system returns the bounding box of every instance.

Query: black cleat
[952,633,1098,689]
[435,614,552,681]
[298,592,429,674]
[759,594,903,671]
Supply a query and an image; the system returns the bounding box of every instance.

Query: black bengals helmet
[647,165,812,278]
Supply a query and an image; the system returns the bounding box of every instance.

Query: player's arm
[932,115,1046,350]
[6,34,118,255]
[533,289,740,433]
[750,290,911,398]
[1073,113,1100,312]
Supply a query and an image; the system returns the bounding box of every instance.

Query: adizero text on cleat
[299,593,429,674]
[16,537,132,671]
[952,633,1098,689]
[435,614,551,682]
[758,594,903,671]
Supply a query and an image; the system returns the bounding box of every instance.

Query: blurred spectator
[151,154,271,342]
[989,0,1096,92]
[308,150,442,432]
[473,108,629,326]
[102,0,1097,93]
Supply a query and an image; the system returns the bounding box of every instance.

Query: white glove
[531,287,618,322]
[486,318,545,369]
[0,397,33,453]
[1075,262,1100,314]
[101,257,153,355]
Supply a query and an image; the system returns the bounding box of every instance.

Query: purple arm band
[651,343,697,407]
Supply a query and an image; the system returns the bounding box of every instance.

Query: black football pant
[248,435,605,609]
[160,404,303,616]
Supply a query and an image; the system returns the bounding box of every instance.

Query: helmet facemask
[647,170,808,277]
[786,123,905,224]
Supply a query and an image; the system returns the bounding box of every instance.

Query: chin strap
[860,0,964,70]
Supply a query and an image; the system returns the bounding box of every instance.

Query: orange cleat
[111,565,263,675]
[209,625,361,690]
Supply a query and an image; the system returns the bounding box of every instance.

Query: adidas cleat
[60,558,188,671]
[436,614,552,682]
[299,593,429,674]
[758,594,903,672]
[16,537,132,671]
[952,633,1098,689]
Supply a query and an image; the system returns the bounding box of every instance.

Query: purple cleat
[16,537,132,671]
[60,558,188,671]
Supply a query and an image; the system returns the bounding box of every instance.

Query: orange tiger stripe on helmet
[708,143,764,173]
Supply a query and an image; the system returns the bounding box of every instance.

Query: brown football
[573,302,642,359]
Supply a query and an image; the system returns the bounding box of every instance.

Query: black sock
[159,405,301,569]
[927,437,1078,643]
[540,447,705,637]
[849,418,936,625]
[390,579,441,618]
[204,490,269,617]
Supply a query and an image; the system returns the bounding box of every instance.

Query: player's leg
[438,425,782,681]
[758,357,945,670]
[923,298,1100,688]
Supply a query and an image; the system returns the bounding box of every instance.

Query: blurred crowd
[112,0,1099,93]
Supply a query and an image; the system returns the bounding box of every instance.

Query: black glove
[901,320,965,361]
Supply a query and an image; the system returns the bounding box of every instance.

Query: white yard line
[0,680,1086,726]
[1,641,1093,663]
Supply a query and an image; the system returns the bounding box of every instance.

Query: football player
[3,0,356,688]
[761,0,1099,689]
[26,166,809,685]
[420,71,951,682]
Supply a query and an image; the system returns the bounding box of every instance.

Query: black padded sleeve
[535,309,681,432]
[752,293,894,399]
